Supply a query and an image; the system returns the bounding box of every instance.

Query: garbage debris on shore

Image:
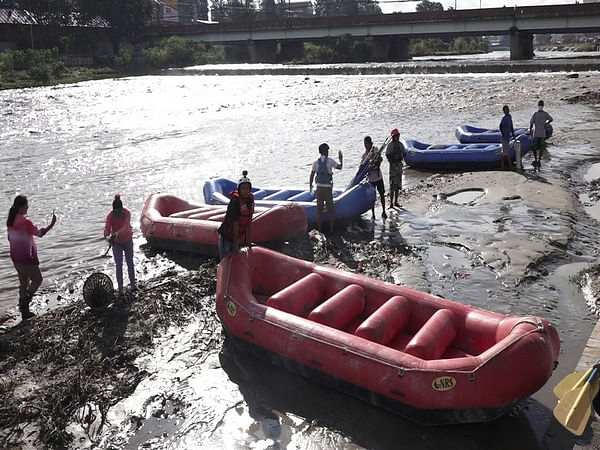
[0,262,219,449]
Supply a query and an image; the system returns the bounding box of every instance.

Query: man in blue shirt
[499,105,516,171]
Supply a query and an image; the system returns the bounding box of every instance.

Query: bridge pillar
[389,36,410,61]
[510,29,534,60]
[279,41,304,62]
[369,36,409,62]
[370,36,390,62]
[248,40,278,63]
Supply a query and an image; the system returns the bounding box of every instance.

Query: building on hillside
[288,1,313,17]
[147,0,203,26]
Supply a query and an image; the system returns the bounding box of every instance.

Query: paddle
[553,367,594,400]
[553,365,600,435]
[87,236,114,261]
[102,237,114,257]
[346,135,391,191]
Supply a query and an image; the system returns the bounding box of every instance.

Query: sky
[374,0,584,14]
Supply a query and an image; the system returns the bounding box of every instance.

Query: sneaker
[21,310,35,321]
[382,211,387,219]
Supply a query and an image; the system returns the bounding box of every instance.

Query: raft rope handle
[222,272,550,377]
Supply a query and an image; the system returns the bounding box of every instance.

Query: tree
[314,0,380,16]
[211,0,255,21]
[261,0,276,19]
[211,0,229,21]
[360,0,381,15]
[416,0,443,12]
[78,0,152,53]
[0,0,80,25]
[197,0,209,20]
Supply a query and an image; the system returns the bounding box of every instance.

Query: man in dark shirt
[499,105,516,171]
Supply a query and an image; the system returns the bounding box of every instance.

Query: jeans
[113,240,136,293]
[218,234,234,261]
[13,262,43,311]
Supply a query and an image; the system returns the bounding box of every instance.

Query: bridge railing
[142,3,600,36]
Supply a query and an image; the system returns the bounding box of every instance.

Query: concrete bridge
[143,3,600,62]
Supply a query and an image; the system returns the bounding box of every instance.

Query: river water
[2,58,600,448]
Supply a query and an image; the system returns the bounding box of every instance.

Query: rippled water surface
[2,70,598,313]
[2,68,600,448]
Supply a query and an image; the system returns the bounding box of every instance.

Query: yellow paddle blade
[554,368,594,399]
[554,373,600,436]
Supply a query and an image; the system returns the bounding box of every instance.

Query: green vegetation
[410,37,489,57]
[416,0,444,12]
[0,47,118,90]
[0,37,226,90]
[571,263,600,285]
[294,35,488,64]
[301,36,370,64]
[314,0,382,16]
[142,36,224,68]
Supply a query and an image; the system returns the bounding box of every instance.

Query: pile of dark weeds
[279,226,415,284]
[0,232,415,449]
[0,262,219,449]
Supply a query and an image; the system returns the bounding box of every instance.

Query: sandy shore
[393,169,576,284]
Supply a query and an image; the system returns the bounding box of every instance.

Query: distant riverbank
[2,50,600,91]
[173,57,600,76]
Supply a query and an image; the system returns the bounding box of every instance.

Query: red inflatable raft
[216,247,561,425]
[140,194,307,256]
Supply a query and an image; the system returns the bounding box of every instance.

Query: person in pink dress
[6,194,56,320]
[104,194,136,295]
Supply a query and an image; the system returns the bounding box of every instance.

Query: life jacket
[219,191,254,240]
[315,157,333,185]
[368,148,382,171]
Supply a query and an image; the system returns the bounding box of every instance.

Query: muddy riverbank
[1,72,600,449]
[3,157,600,448]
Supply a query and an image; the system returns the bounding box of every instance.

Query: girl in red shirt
[104,194,136,295]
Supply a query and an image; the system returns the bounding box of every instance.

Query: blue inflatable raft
[403,134,532,170]
[456,124,552,144]
[203,177,376,227]
[455,125,529,144]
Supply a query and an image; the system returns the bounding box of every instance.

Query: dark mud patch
[564,90,600,105]
[0,262,219,449]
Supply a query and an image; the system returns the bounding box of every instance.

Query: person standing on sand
[361,136,387,219]
[386,128,405,208]
[529,100,553,170]
[500,105,516,171]
[6,194,56,320]
[218,171,255,261]
[104,194,136,295]
[309,143,343,233]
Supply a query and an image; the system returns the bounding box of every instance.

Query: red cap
[391,128,400,136]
